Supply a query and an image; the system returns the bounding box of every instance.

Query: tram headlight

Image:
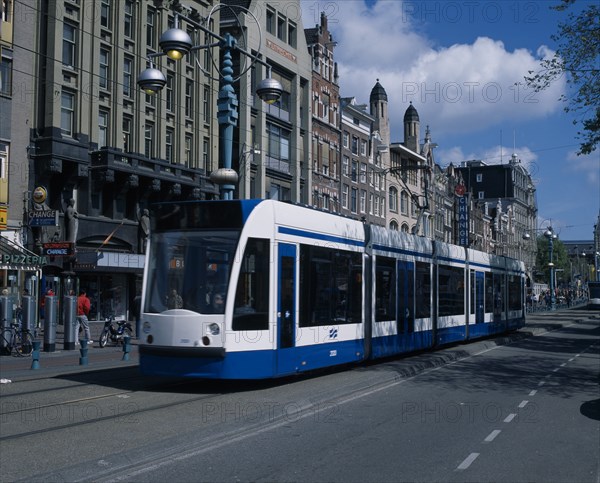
[207,323,220,336]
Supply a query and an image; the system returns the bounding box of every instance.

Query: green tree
[536,235,570,285]
[525,0,600,155]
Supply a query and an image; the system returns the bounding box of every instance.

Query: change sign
[29,209,59,226]
[42,242,73,257]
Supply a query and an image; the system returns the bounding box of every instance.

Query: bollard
[63,295,77,350]
[79,338,89,365]
[43,296,58,352]
[31,341,41,369]
[122,336,131,361]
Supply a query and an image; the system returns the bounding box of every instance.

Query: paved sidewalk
[0,321,139,382]
[1,308,598,383]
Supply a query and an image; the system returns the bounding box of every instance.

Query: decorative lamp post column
[137,8,282,200]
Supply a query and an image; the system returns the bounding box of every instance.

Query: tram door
[397,261,414,334]
[475,272,485,324]
[277,243,296,374]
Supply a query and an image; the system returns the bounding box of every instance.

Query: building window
[146,7,156,49]
[476,173,483,182]
[0,56,12,96]
[166,73,174,112]
[351,136,359,155]
[144,123,154,158]
[342,184,349,209]
[165,128,174,163]
[351,188,357,213]
[266,7,275,35]
[185,80,193,118]
[267,123,290,172]
[185,134,193,165]
[361,140,367,156]
[203,137,210,171]
[343,132,349,148]
[61,91,75,136]
[123,56,133,97]
[277,15,286,42]
[203,85,211,123]
[342,155,349,176]
[360,190,366,213]
[400,190,408,215]
[389,186,398,212]
[288,21,297,48]
[360,163,367,183]
[478,191,485,199]
[99,48,110,89]
[98,109,109,147]
[62,23,77,67]
[122,116,132,152]
[100,0,111,28]
[351,160,358,182]
[1,0,12,22]
[124,0,134,39]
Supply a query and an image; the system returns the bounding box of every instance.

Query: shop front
[75,251,144,322]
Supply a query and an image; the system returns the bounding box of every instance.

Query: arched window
[389,220,399,231]
[389,186,398,213]
[400,190,409,215]
[401,223,410,233]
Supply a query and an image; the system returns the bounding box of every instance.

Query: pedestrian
[76,289,93,345]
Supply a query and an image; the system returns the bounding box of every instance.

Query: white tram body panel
[138,200,526,379]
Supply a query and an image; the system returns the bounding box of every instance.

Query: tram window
[485,272,493,313]
[470,270,475,314]
[438,265,464,317]
[233,238,270,331]
[375,257,396,322]
[492,273,505,315]
[507,275,522,310]
[415,262,430,319]
[299,246,362,327]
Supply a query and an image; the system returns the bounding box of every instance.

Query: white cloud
[566,150,600,185]
[301,0,567,141]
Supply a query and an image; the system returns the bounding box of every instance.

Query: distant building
[456,154,538,276]
[305,12,341,212]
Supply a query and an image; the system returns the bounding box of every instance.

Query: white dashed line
[538,381,546,387]
[518,400,528,408]
[457,453,480,470]
[560,363,567,367]
[504,413,516,423]
[484,430,501,443]
[529,390,537,396]
[552,368,559,372]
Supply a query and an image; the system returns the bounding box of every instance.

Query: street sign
[28,209,59,226]
[42,242,74,257]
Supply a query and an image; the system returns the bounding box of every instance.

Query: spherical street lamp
[137,8,283,200]
[544,226,557,309]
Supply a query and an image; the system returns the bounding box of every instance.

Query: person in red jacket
[77,289,92,345]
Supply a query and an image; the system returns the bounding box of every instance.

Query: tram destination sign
[28,209,59,226]
[42,242,74,257]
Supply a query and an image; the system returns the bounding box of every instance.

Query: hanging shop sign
[28,209,59,226]
[42,242,74,257]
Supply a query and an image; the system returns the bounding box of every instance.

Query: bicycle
[0,322,34,356]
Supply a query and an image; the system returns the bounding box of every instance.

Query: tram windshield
[144,230,241,315]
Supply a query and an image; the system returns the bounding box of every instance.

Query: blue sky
[301,0,599,241]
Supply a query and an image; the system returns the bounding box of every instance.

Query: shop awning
[0,237,47,271]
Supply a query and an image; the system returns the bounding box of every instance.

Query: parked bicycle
[0,322,34,356]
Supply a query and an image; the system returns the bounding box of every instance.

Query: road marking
[552,368,559,372]
[484,430,501,443]
[568,357,574,362]
[457,453,479,470]
[538,381,545,387]
[504,413,516,423]
[560,363,567,367]
[518,400,528,408]
[529,390,537,396]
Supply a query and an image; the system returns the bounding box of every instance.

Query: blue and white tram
[139,199,525,379]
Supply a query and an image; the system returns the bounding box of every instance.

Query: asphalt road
[0,309,598,482]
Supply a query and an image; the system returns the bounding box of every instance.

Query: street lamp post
[544,226,556,310]
[137,8,282,200]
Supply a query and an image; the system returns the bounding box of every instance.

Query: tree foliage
[536,235,570,284]
[525,0,600,155]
